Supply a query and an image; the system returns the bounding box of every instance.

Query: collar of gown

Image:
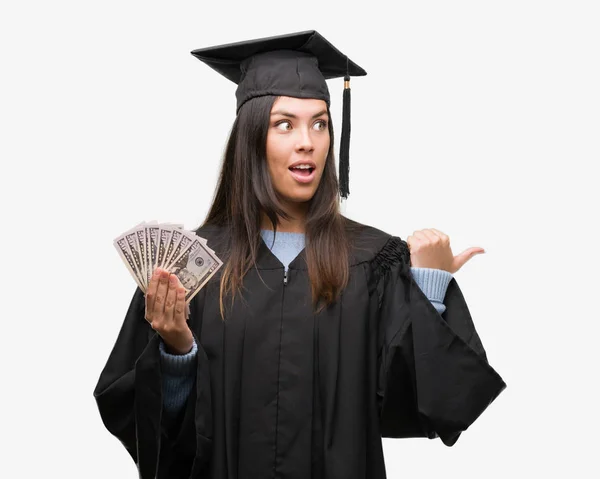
[259,229,306,271]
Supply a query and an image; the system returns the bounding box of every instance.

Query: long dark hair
[200,95,350,320]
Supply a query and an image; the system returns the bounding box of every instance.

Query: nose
[295,126,314,153]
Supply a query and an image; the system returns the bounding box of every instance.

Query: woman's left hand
[406,228,485,274]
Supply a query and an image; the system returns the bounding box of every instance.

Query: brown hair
[199,95,350,320]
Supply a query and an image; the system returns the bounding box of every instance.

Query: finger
[154,269,170,317]
[148,267,161,293]
[413,230,429,244]
[145,268,161,322]
[185,302,190,321]
[174,287,187,325]
[419,229,440,244]
[454,247,485,261]
[452,248,485,272]
[430,228,449,242]
[406,235,419,253]
[163,274,178,322]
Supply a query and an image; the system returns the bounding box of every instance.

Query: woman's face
[266,96,330,205]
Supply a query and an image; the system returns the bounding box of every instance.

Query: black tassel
[339,74,351,199]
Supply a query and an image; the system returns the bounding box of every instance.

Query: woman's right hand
[145,267,194,355]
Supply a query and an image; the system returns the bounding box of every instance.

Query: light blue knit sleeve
[410,267,453,315]
[159,338,198,418]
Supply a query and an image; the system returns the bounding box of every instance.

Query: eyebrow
[270,109,328,119]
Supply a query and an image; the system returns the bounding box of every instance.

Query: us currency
[167,238,223,303]
[156,227,173,270]
[135,227,148,288]
[164,233,194,272]
[162,228,184,270]
[124,230,146,290]
[146,223,160,284]
[140,221,159,286]
[114,236,146,291]
[115,222,222,298]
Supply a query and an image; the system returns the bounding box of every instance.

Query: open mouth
[288,166,315,176]
[288,165,316,183]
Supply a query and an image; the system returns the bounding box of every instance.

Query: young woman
[94,31,506,479]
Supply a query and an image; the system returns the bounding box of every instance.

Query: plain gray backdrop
[1,0,598,477]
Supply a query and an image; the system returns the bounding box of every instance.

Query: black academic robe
[93,219,506,479]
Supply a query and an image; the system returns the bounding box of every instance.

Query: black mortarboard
[190,30,367,199]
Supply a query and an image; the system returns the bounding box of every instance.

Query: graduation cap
[190,30,367,199]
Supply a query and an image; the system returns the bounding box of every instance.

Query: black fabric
[93,219,507,478]
[190,30,366,113]
[339,75,352,199]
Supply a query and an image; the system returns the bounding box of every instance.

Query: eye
[314,120,328,131]
[275,120,292,131]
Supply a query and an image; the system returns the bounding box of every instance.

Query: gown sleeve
[92,288,213,478]
[371,236,507,447]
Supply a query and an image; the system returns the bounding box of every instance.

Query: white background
[1,1,598,477]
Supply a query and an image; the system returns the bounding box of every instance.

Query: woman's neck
[260,203,307,233]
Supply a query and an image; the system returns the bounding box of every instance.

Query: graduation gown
[93,220,506,479]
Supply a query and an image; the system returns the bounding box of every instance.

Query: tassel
[339,74,351,199]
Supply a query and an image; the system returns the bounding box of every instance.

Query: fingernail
[170,274,177,285]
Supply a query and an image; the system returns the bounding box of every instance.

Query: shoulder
[193,218,410,268]
[193,224,231,266]
[343,216,410,267]
[192,222,229,254]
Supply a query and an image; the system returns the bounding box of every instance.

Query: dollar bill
[114,221,222,302]
[135,226,148,289]
[114,236,146,291]
[162,228,184,269]
[124,230,146,290]
[168,238,223,303]
[147,223,160,282]
[157,227,172,269]
[164,232,194,272]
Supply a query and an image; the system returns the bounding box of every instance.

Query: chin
[274,178,314,198]
[280,187,318,204]
[285,193,315,203]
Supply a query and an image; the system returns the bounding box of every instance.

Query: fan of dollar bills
[113,221,223,304]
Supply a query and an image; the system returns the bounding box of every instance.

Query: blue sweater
[159,230,453,417]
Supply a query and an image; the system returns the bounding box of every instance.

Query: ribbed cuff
[410,267,453,303]
[159,338,198,376]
